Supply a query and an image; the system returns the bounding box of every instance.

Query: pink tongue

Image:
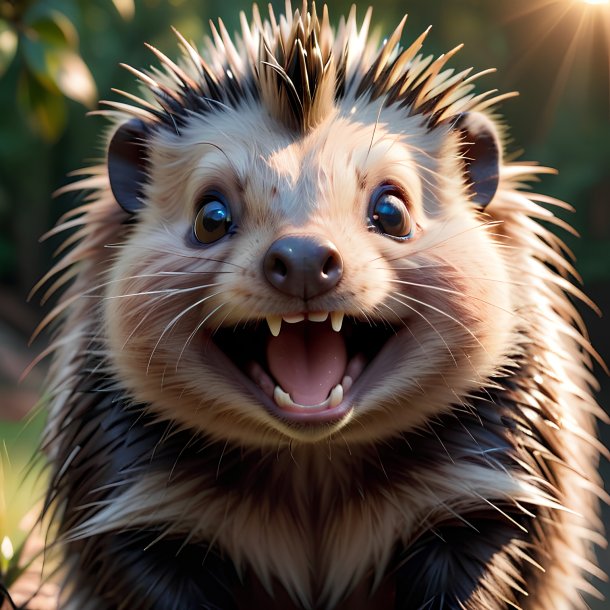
[266,321,347,406]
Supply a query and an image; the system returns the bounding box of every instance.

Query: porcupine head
[101,5,516,449]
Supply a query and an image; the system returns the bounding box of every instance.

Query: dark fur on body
[50,351,554,610]
[37,4,605,610]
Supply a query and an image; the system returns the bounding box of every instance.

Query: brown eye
[193,196,232,244]
[368,185,414,240]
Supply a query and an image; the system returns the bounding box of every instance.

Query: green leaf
[53,49,97,107]
[27,10,78,49]
[17,68,67,141]
[20,10,96,107]
[21,10,75,86]
[21,34,57,91]
[0,20,17,77]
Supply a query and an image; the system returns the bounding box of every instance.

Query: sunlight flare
[505,0,610,134]
[1,535,14,561]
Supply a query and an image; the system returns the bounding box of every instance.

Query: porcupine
[34,3,606,609]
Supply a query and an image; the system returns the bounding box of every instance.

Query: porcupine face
[103,18,516,448]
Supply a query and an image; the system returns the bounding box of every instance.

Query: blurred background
[0,0,608,605]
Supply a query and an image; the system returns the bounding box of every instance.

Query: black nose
[263,235,343,299]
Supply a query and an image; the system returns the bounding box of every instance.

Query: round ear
[107,119,150,214]
[453,112,501,208]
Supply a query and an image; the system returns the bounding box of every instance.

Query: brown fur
[35,4,605,609]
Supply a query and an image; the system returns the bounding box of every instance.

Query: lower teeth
[245,352,367,411]
[273,383,344,410]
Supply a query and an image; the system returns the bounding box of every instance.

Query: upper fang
[267,315,282,336]
[330,311,344,332]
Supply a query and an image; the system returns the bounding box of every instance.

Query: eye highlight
[193,194,232,244]
[368,184,415,241]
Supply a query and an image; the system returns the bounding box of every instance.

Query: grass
[0,409,48,599]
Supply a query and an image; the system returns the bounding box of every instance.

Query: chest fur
[65,416,532,609]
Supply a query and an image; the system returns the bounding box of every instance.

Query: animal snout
[263,234,343,299]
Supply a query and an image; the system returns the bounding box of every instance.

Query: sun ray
[539,8,594,134]
[502,0,569,24]
[503,0,610,128]
[503,1,580,85]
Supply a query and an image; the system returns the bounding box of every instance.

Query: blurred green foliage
[1,0,98,139]
[0,410,46,590]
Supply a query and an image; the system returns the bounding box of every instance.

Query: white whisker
[147,290,225,372]
[384,220,503,263]
[104,243,246,270]
[175,301,230,370]
[386,293,457,366]
[387,269,528,288]
[376,301,436,368]
[390,290,486,353]
[387,278,516,318]
[104,282,223,300]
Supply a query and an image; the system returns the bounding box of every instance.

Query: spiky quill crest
[32,3,607,610]
[101,2,511,135]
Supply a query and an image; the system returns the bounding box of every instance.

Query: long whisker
[383,220,504,264]
[386,294,457,366]
[387,279,516,318]
[211,304,242,337]
[390,290,486,353]
[365,255,452,270]
[104,243,246,270]
[365,95,389,165]
[381,158,448,192]
[175,301,230,370]
[386,268,528,288]
[68,271,229,302]
[147,290,225,372]
[104,282,224,300]
[121,292,182,349]
[376,301,436,370]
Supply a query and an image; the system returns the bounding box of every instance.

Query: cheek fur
[336,211,516,441]
[404,213,515,371]
[103,230,233,402]
[105,204,515,448]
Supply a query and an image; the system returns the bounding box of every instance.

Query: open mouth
[209,312,398,424]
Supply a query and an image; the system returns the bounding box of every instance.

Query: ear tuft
[107,119,150,214]
[454,112,501,208]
